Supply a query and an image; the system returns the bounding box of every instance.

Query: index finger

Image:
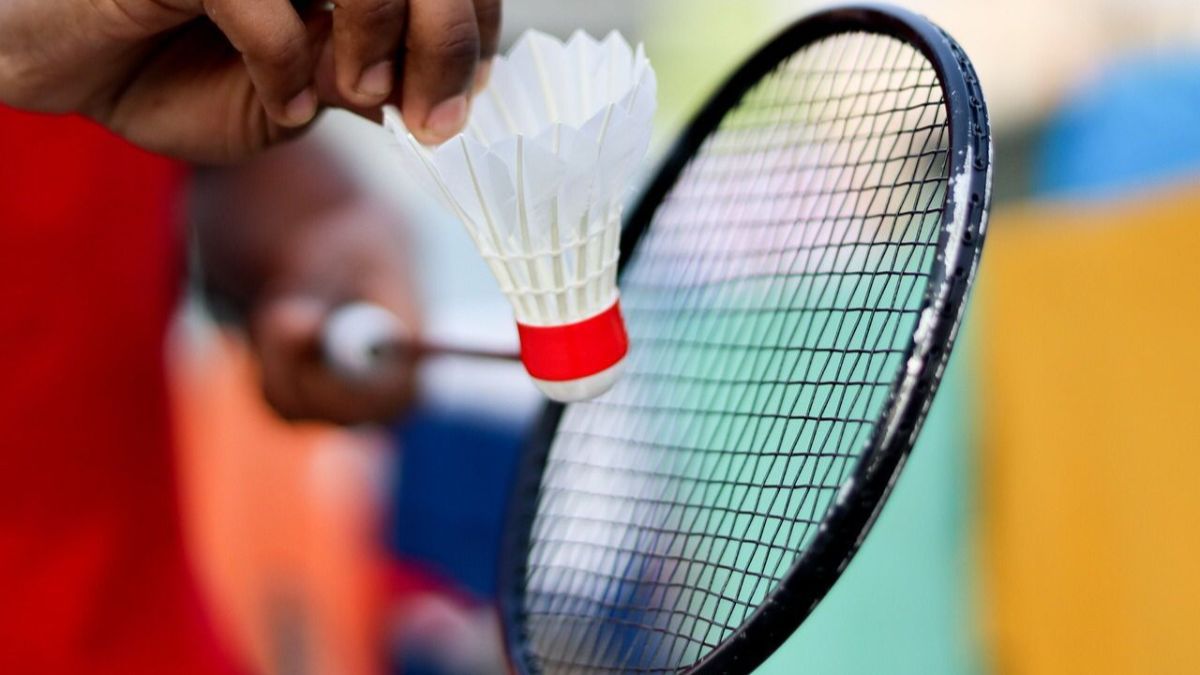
[401,0,481,144]
[205,0,319,127]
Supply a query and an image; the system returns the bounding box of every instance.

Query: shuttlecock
[383,29,657,402]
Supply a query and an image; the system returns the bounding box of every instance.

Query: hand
[247,202,421,425]
[194,137,421,424]
[0,0,500,162]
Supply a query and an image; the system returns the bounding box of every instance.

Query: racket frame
[499,4,992,673]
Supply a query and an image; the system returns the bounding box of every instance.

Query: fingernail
[284,88,318,127]
[357,61,393,100]
[423,95,469,143]
[473,60,493,94]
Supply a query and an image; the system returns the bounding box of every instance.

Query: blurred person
[185,133,517,675]
[0,0,501,672]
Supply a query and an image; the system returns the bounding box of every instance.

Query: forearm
[0,0,149,114]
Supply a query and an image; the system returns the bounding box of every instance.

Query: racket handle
[322,302,521,379]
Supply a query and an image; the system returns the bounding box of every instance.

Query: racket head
[500,5,992,674]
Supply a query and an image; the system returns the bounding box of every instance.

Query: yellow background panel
[979,185,1200,675]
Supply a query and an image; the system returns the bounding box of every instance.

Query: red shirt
[0,107,237,674]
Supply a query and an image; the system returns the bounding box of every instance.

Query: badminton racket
[498,5,992,673]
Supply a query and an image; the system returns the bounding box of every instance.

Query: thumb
[249,293,330,419]
[252,293,329,360]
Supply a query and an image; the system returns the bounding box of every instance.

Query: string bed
[514,30,951,673]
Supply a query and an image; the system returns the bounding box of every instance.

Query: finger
[204,0,319,128]
[312,25,385,121]
[473,0,501,92]
[293,364,416,425]
[330,0,408,107]
[251,295,327,420]
[402,0,480,144]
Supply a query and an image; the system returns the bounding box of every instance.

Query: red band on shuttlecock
[517,301,628,382]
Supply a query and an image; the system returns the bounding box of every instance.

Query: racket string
[518,29,952,672]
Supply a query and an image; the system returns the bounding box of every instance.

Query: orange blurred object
[171,328,389,675]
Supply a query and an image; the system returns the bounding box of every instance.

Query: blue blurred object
[389,409,528,599]
[1035,54,1200,199]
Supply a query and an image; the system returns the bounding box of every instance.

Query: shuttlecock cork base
[384,29,656,403]
[517,299,628,402]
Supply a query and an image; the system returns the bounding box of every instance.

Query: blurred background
[171,1,1200,674]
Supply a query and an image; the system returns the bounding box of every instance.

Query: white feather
[384,29,657,329]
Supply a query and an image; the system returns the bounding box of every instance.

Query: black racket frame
[499,5,992,674]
